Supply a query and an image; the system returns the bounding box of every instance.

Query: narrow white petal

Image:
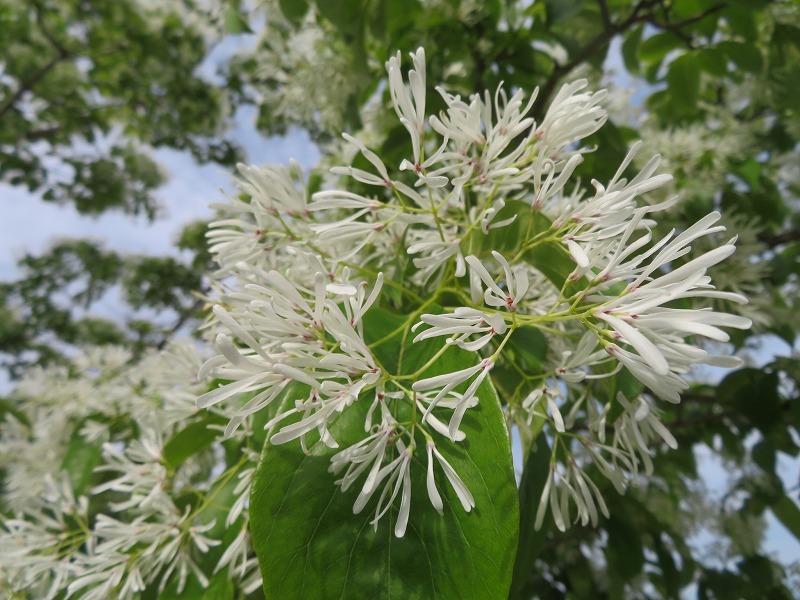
[426,443,444,514]
[394,461,412,537]
[599,312,669,376]
[433,447,474,511]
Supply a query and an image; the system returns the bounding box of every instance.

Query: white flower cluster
[0,344,262,598]
[234,1,361,137]
[200,48,750,535]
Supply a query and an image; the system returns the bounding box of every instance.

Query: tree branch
[531,1,727,119]
[597,0,613,29]
[31,0,69,56]
[531,0,661,119]
[24,125,62,141]
[0,1,70,120]
[758,229,800,248]
[156,294,207,350]
[645,3,726,48]
[0,51,67,119]
[650,3,726,31]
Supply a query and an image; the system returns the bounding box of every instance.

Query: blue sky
[0,111,319,281]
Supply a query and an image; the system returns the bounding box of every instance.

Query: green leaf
[250,309,519,599]
[315,0,363,36]
[637,32,684,65]
[466,200,581,296]
[718,40,763,73]
[733,158,762,189]
[278,0,309,25]
[666,53,701,114]
[508,326,548,373]
[653,533,681,600]
[509,434,551,600]
[717,368,782,433]
[723,7,759,41]
[752,438,776,474]
[162,415,226,470]
[771,495,800,541]
[621,25,645,74]
[544,0,584,24]
[62,422,104,496]
[697,47,728,76]
[606,514,645,581]
[159,569,234,599]
[223,6,252,34]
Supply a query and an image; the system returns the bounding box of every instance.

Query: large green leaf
[62,420,104,496]
[771,495,800,541]
[159,569,235,599]
[637,32,684,66]
[467,199,578,294]
[249,308,519,599]
[162,414,226,470]
[509,433,551,600]
[278,0,309,25]
[666,53,701,118]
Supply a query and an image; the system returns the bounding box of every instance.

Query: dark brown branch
[531,0,661,119]
[758,229,800,248]
[650,3,726,31]
[31,0,69,56]
[0,51,67,119]
[24,125,62,141]
[645,4,726,48]
[156,295,207,350]
[0,1,70,119]
[531,1,727,119]
[597,0,613,29]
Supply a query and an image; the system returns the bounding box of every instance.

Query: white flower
[555,331,615,382]
[425,440,475,515]
[413,358,494,440]
[330,423,396,494]
[478,198,518,233]
[346,440,413,537]
[331,133,394,187]
[387,48,427,169]
[534,458,609,532]
[407,234,466,279]
[522,386,565,432]
[613,393,678,477]
[412,307,507,351]
[214,527,250,579]
[465,251,530,311]
[588,221,751,400]
[534,79,607,158]
[197,266,383,441]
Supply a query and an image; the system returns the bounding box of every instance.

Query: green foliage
[159,570,234,600]
[0,0,239,217]
[61,421,104,496]
[0,240,202,375]
[163,415,227,470]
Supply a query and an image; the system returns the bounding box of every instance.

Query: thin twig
[759,229,800,248]
[0,1,70,119]
[0,52,67,118]
[157,295,207,350]
[531,0,726,119]
[531,0,661,119]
